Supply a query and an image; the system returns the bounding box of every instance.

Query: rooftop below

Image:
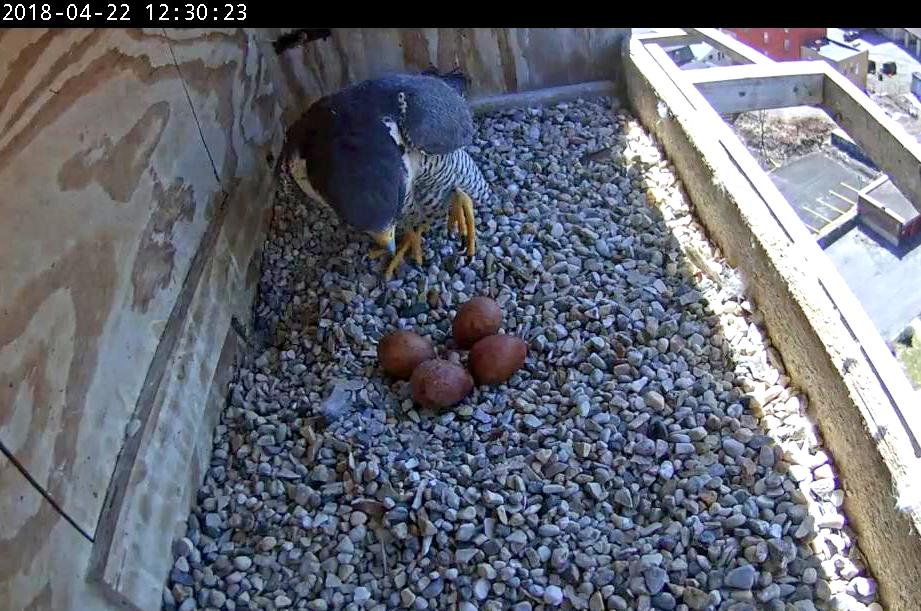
[863,176,921,222]
[769,151,869,234]
[825,225,921,340]
[805,38,864,61]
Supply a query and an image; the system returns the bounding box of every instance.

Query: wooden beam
[637,28,773,67]
[627,38,921,608]
[635,28,687,39]
[641,38,921,457]
[470,81,619,114]
[635,29,697,48]
[685,27,774,64]
[690,62,825,113]
[687,59,921,213]
[688,61,824,84]
[821,71,921,213]
[643,44,811,242]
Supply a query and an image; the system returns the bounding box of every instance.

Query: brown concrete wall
[858,199,903,247]
[801,46,869,90]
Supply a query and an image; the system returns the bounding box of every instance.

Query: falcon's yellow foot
[371,225,428,280]
[369,247,391,259]
[447,189,477,257]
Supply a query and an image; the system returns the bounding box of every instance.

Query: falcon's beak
[370,226,396,255]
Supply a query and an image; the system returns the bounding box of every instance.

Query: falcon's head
[283,99,408,254]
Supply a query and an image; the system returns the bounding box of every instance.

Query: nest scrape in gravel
[164,98,880,611]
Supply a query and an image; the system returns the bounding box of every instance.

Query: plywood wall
[273,28,630,123]
[0,28,285,610]
[0,27,629,610]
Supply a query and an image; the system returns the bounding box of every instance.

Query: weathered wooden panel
[0,29,223,536]
[90,183,272,605]
[86,29,286,607]
[0,453,102,611]
[272,28,629,124]
[689,63,825,114]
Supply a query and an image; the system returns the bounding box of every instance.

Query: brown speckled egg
[452,296,503,349]
[410,359,474,410]
[377,330,436,380]
[468,334,528,385]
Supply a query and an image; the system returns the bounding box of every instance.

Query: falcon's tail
[421,67,470,97]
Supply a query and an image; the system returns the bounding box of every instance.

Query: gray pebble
[543,585,564,606]
[722,437,746,458]
[725,564,756,590]
[644,566,668,595]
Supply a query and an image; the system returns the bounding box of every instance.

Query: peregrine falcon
[281,71,491,279]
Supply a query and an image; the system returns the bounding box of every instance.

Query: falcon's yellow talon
[450,189,477,257]
[383,256,404,281]
[462,195,476,257]
[381,226,427,280]
[411,224,427,266]
[447,205,464,237]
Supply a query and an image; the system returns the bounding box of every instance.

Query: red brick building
[724,28,828,61]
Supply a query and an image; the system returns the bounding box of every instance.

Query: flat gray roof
[770,151,870,233]
[865,178,921,221]
[809,39,862,61]
[825,226,921,340]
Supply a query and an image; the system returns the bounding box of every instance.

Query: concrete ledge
[469,81,620,114]
[626,38,921,610]
[831,128,879,169]
[858,202,903,248]
[817,207,858,248]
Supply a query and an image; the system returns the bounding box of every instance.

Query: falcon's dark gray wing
[420,67,470,97]
[401,76,475,154]
[351,74,475,156]
[285,96,407,233]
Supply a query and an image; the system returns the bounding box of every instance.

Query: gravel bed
[164,98,881,611]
